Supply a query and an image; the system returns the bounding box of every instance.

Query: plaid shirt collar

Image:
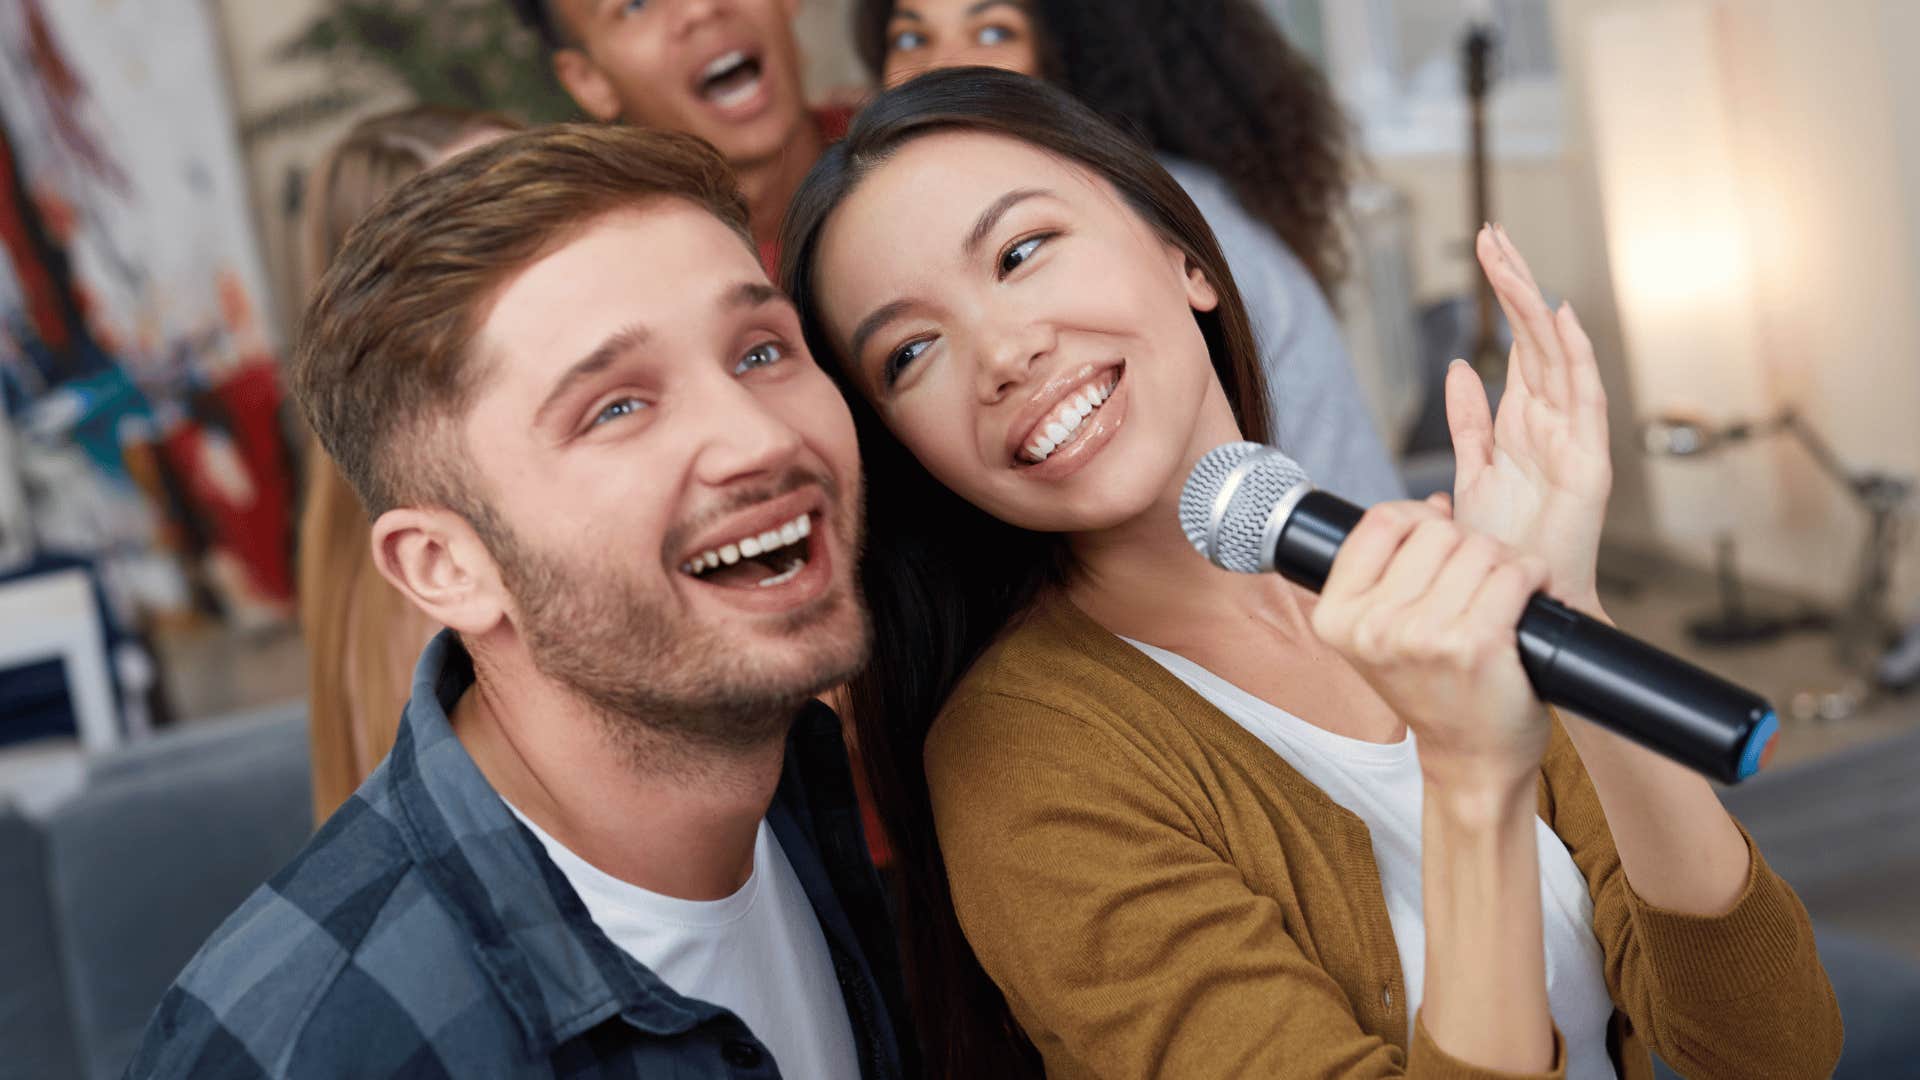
[383,631,897,1064]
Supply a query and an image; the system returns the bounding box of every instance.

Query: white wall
[1568,0,1920,604]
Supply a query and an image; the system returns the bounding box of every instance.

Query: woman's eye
[593,397,647,427]
[885,338,933,386]
[735,341,787,375]
[888,29,928,52]
[999,235,1048,277]
[977,25,1018,45]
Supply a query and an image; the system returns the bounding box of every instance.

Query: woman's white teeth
[1025,376,1117,463]
[682,513,812,577]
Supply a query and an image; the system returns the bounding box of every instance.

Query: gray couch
[0,704,311,1080]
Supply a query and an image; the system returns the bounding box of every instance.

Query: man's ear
[553,48,622,122]
[370,506,509,637]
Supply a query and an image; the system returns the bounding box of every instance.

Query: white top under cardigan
[1125,637,1618,1080]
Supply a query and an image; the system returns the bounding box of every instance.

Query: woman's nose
[975,320,1056,403]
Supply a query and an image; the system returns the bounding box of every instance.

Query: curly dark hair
[852,0,1355,296]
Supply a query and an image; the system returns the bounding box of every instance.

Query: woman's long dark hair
[852,0,1354,296]
[779,69,1274,1078]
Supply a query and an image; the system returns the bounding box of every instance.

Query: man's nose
[689,377,807,489]
[671,0,725,39]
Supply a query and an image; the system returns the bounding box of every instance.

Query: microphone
[1180,442,1779,784]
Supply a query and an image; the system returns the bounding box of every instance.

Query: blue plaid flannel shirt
[125,631,913,1079]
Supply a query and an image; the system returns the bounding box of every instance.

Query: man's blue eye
[593,397,646,427]
[977,25,1017,45]
[1000,235,1046,276]
[621,0,648,13]
[889,29,928,51]
[736,342,786,374]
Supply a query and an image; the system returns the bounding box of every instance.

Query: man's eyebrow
[963,188,1052,260]
[727,281,784,311]
[531,283,780,427]
[968,0,1030,15]
[889,7,925,22]
[848,300,915,366]
[533,322,649,426]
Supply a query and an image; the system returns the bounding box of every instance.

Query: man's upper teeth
[1026,378,1115,461]
[683,513,811,575]
[704,50,748,80]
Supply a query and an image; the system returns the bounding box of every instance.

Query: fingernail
[1449,357,1468,369]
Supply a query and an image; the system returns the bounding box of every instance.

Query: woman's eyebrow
[849,300,916,365]
[963,187,1053,259]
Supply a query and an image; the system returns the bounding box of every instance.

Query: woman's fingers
[1422,532,1507,625]
[1445,360,1496,491]
[1556,301,1609,448]
[1316,502,1450,652]
[1365,517,1464,614]
[1461,552,1551,641]
[1479,225,1571,411]
[1320,503,1431,604]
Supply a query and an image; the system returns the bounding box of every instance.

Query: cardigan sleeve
[1537,717,1843,1078]
[926,689,1566,1079]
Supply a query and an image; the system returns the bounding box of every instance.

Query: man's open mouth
[697,49,765,109]
[679,512,812,589]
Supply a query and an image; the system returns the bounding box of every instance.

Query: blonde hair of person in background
[297,104,521,823]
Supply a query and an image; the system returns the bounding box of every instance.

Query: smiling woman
[779,68,1270,1077]
[849,0,1404,508]
[780,69,1841,1080]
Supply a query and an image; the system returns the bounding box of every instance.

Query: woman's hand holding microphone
[1301,223,1617,1074]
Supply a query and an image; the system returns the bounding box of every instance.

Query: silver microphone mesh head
[1178,442,1312,573]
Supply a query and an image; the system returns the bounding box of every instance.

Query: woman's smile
[1013,363,1122,465]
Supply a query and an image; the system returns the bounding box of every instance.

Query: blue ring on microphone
[1736,710,1779,780]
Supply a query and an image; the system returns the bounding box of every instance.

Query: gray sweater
[1163,157,1404,506]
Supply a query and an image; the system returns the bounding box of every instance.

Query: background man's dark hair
[506,0,569,49]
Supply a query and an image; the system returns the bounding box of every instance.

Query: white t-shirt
[1124,638,1617,1080]
[504,803,862,1080]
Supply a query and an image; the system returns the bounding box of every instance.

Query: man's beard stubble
[479,471,870,762]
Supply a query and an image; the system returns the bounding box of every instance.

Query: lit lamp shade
[1583,2,1781,554]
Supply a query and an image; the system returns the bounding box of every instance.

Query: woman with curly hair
[851,0,1402,504]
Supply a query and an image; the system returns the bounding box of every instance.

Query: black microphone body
[1188,450,1779,785]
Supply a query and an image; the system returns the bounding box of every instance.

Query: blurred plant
[246,0,576,143]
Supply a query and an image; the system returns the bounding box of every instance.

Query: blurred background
[0,1,1916,1077]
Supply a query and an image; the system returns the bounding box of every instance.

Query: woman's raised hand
[1446,225,1612,612]
[1310,498,1552,794]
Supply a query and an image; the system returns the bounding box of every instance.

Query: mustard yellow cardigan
[924,594,1843,1079]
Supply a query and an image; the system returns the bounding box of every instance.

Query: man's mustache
[661,467,845,559]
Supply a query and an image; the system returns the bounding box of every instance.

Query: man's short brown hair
[292,123,751,521]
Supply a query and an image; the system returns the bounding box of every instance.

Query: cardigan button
[1382,986,1394,1009]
